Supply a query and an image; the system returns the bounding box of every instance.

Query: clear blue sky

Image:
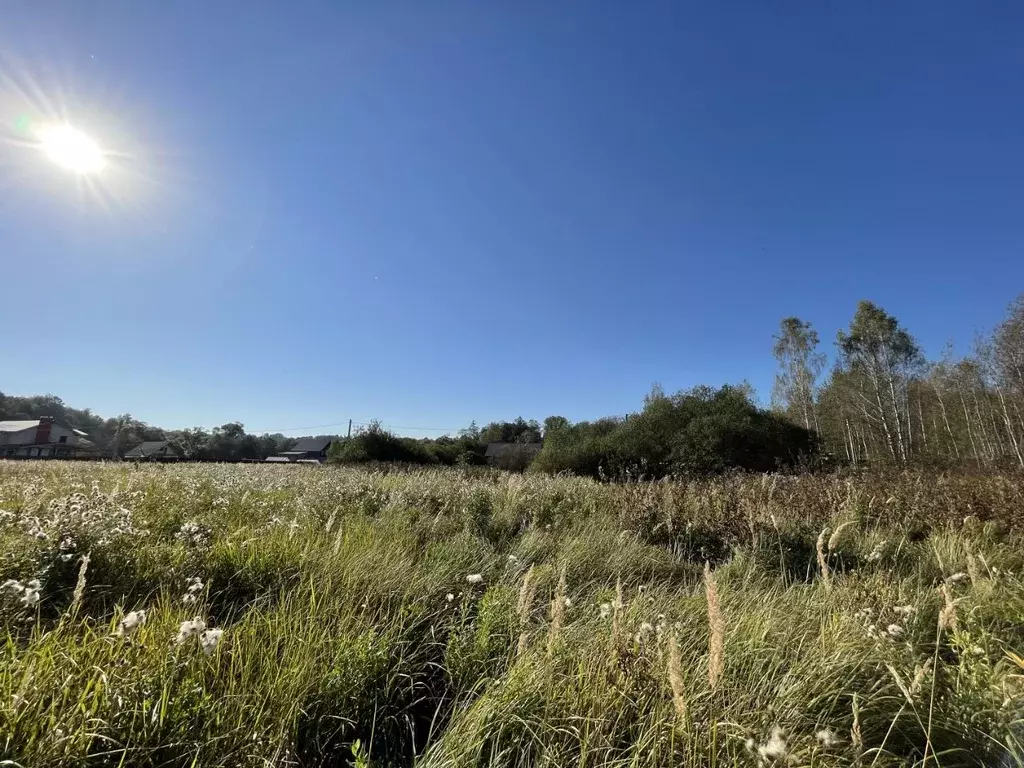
[2,2,1023,436]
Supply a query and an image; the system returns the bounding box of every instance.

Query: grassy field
[1,462,1023,767]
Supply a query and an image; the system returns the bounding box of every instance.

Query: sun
[36,124,106,173]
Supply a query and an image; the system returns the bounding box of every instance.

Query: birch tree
[772,317,825,433]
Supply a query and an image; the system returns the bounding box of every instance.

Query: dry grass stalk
[828,521,856,552]
[910,658,932,697]
[966,548,981,586]
[69,552,90,616]
[816,527,832,592]
[517,566,537,620]
[704,562,725,691]
[666,634,688,727]
[547,568,567,657]
[851,693,863,766]
[938,583,959,632]
[611,577,625,651]
[516,566,538,656]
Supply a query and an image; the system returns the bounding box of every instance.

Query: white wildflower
[867,541,886,562]
[945,572,969,585]
[893,604,915,617]
[815,728,840,748]
[117,609,147,636]
[599,602,612,619]
[886,623,905,639]
[758,726,788,762]
[1,579,24,594]
[564,597,572,608]
[200,628,224,655]
[60,554,74,562]
[466,573,484,584]
[20,585,41,607]
[507,555,518,564]
[635,621,655,643]
[183,593,198,605]
[175,617,207,644]
[446,593,455,603]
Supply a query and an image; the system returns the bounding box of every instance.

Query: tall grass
[0,462,1022,766]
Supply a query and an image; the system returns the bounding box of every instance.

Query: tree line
[773,295,1024,468]
[4,292,1022,474]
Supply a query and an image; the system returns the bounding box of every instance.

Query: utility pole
[347,419,352,439]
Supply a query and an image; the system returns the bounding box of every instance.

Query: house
[0,417,96,458]
[484,441,543,471]
[123,441,179,460]
[267,437,334,464]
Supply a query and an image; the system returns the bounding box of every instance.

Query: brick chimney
[35,416,54,445]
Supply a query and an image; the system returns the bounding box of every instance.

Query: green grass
[1,462,1023,767]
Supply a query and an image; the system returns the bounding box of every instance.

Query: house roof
[484,442,543,458]
[0,420,43,433]
[290,438,333,453]
[124,441,173,458]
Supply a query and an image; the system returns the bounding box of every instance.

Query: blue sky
[2,2,1023,436]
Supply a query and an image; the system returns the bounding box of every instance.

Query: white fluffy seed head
[200,628,224,655]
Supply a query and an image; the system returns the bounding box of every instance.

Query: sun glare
[37,124,106,173]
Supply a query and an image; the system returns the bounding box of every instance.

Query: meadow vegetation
[1,461,1023,767]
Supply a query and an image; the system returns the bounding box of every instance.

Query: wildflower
[59,554,74,562]
[563,597,572,608]
[183,576,204,604]
[446,593,455,603]
[200,628,224,655]
[600,602,612,619]
[20,585,41,608]
[1,579,23,594]
[945,572,969,585]
[886,623,905,640]
[117,609,147,636]
[815,728,839,748]
[635,621,655,644]
[175,617,207,644]
[466,573,484,584]
[867,540,886,562]
[758,726,788,762]
[893,604,915,617]
[866,624,879,639]
[507,554,518,564]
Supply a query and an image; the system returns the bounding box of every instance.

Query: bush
[532,385,817,478]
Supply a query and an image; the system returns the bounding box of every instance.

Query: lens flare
[37,123,106,173]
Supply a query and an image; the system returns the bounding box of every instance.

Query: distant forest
[4,294,1023,476]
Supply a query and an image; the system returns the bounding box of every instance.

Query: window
[59,435,68,444]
